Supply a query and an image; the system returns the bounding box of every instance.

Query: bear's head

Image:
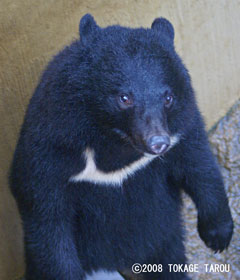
[78,14,197,156]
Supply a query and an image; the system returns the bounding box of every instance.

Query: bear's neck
[90,132,144,172]
[70,147,157,187]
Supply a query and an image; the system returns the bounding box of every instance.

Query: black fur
[9,14,233,280]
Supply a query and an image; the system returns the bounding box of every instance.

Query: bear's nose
[148,135,170,155]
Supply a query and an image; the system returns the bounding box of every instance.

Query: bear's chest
[72,159,181,269]
[70,147,158,187]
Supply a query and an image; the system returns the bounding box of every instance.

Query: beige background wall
[0,1,240,279]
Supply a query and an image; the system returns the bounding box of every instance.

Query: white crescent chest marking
[70,148,157,186]
[70,134,180,187]
[85,270,124,280]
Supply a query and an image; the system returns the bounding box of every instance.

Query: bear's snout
[147,135,170,155]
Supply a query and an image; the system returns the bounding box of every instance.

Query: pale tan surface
[0,1,240,279]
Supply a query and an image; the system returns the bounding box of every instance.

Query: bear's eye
[164,95,173,108]
[118,94,133,106]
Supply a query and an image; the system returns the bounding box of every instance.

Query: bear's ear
[151,17,174,43]
[79,14,99,45]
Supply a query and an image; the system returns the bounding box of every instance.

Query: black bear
[10,14,233,280]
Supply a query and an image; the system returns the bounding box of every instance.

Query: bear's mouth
[112,128,181,156]
[112,128,146,155]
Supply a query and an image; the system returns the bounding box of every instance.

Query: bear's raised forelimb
[178,123,233,253]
